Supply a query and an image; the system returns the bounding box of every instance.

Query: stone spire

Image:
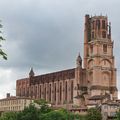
[76,53,82,68]
[29,67,35,77]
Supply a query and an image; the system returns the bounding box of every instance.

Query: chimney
[6,93,10,98]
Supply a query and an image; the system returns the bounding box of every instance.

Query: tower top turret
[84,14,111,42]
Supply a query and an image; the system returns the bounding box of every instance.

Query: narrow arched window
[65,81,67,101]
[96,20,100,29]
[44,84,46,100]
[23,88,25,96]
[31,87,33,98]
[35,86,37,98]
[90,45,93,54]
[39,85,41,99]
[71,81,73,101]
[103,44,107,53]
[92,21,95,29]
[26,87,29,97]
[19,88,21,96]
[60,82,62,102]
[92,32,94,39]
[102,31,106,38]
[49,84,51,102]
[102,20,106,29]
[54,83,56,101]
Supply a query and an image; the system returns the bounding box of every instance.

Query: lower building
[0,93,33,112]
[101,100,119,120]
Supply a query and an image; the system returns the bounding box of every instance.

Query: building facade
[101,100,119,120]
[16,14,118,109]
[0,94,33,112]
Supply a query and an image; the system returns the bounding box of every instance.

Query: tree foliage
[0,112,17,120]
[0,21,7,60]
[34,99,52,114]
[86,108,102,120]
[17,104,39,120]
[40,110,66,120]
[0,99,87,120]
[115,109,120,120]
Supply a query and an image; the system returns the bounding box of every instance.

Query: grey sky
[0,0,120,98]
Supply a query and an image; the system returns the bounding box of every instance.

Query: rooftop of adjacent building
[102,100,119,106]
[0,93,33,101]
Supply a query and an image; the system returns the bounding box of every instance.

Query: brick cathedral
[16,14,118,109]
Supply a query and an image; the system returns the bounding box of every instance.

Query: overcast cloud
[0,0,120,98]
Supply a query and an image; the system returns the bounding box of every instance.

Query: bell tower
[83,15,117,100]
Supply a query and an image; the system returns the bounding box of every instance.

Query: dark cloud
[0,0,120,97]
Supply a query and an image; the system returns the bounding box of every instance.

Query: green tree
[17,104,39,120]
[115,110,120,120]
[0,112,17,120]
[87,108,102,120]
[34,99,52,114]
[0,21,7,60]
[40,111,66,120]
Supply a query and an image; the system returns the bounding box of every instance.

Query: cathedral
[16,14,118,110]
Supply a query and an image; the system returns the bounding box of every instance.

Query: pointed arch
[88,59,94,68]
[100,59,112,68]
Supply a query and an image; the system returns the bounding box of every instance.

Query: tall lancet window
[65,81,67,101]
[49,84,51,102]
[39,85,41,99]
[92,32,94,39]
[96,20,100,29]
[44,84,46,100]
[102,20,106,29]
[92,21,95,29]
[71,81,73,101]
[103,44,107,53]
[23,88,25,96]
[102,31,106,38]
[60,82,62,103]
[26,87,29,97]
[31,87,33,98]
[54,83,56,101]
[35,86,37,98]
[90,45,93,55]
